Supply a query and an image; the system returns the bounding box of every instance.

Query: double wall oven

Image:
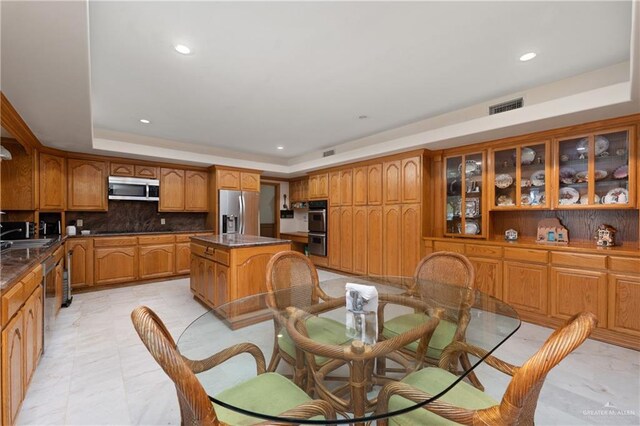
[308,200,327,256]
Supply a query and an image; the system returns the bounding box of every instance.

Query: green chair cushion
[278,316,352,365]
[389,367,497,425]
[382,313,457,360]
[214,372,323,425]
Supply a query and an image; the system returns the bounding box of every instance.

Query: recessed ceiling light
[174,44,191,55]
[277,146,284,150]
[139,119,151,124]
[519,52,537,62]
[358,115,368,119]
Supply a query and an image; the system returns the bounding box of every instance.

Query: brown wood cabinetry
[67,238,93,289]
[340,169,353,206]
[94,244,138,285]
[550,267,607,327]
[139,244,176,280]
[110,162,134,176]
[185,170,208,211]
[67,158,108,211]
[23,287,41,386]
[0,140,37,210]
[217,169,241,189]
[400,204,421,276]
[39,153,65,210]
[353,206,367,274]
[289,178,308,202]
[353,166,368,205]
[608,273,640,336]
[503,261,548,315]
[308,173,329,199]
[401,156,421,203]
[367,164,382,205]
[340,207,353,271]
[383,205,402,276]
[383,161,401,204]
[240,172,260,191]
[2,311,24,426]
[159,168,185,212]
[367,206,383,275]
[134,165,158,179]
[329,171,341,205]
[469,257,502,298]
[175,242,192,274]
[328,207,341,269]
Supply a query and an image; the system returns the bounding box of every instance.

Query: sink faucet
[0,228,23,238]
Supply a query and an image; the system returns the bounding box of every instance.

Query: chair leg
[376,356,387,376]
[267,333,282,372]
[460,353,484,391]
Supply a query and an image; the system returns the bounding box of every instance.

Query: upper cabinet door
[159,168,185,211]
[340,169,353,206]
[134,165,158,179]
[216,169,241,190]
[309,173,329,199]
[240,172,260,192]
[110,162,134,177]
[67,158,108,211]
[401,156,421,203]
[185,170,208,212]
[383,160,401,204]
[329,171,341,205]
[39,153,66,210]
[367,164,382,205]
[353,166,368,205]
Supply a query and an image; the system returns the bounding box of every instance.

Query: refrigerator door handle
[239,194,244,234]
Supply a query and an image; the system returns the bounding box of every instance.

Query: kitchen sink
[3,238,55,250]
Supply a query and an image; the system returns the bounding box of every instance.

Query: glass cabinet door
[445,153,484,237]
[492,142,548,209]
[556,128,632,208]
[493,147,516,208]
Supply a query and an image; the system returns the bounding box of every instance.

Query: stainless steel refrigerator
[219,190,260,235]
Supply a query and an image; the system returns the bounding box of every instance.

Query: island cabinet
[1,264,43,426]
[93,237,138,285]
[67,158,108,211]
[189,236,290,328]
[39,153,66,210]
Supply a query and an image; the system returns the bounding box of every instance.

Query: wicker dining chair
[378,252,479,385]
[265,250,352,388]
[130,306,335,425]
[376,312,598,425]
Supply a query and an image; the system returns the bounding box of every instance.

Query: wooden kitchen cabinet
[608,273,640,336]
[215,263,229,307]
[382,204,402,276]
[400,204,421,276]
[289,178,308,203]
[308,173,329,199]
[23,287,42,387]
[550,267,607,327]
[401,156,421,203]
[185,170,208,212]
[67,158,108,211]
[67,238,93,289]
[353,206,367,275]
[503,261,548,315]
[328,207,341,269]
[175,242,192,274]
[110,162,135,176]
[94,246,138,285]
[367,206,383,276]
[2,311,24,426]
[190,255,203,297]
[216,169,241,190]
[469,257,503,299]
[329,171,341,205]
[39,153,65,210]
[139,244,176,280]
[159,168,185,212]
[240,172,260,191]
[0,140,37,210]
[353,166,368,206]
[367,164,383,205]
[383,161,401,204]
[340,169,353,206]
[134,165,158,179]
[340,207,353,272]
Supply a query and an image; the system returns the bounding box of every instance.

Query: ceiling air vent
[323,149,335,157]
[489,98,523,115]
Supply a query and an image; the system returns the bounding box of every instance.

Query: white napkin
[345,283,379,344]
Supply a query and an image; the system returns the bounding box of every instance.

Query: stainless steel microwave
[108,177,159,201]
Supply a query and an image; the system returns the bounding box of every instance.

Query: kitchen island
[189,234,290,328]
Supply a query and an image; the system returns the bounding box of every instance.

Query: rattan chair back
[265,250,322,310]
[414,251,476,289]
[131,306,218,425]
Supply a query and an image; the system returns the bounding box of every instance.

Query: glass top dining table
[177,275,520,424]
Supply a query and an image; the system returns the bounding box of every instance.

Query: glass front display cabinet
[555,127,635,208]
[490,141,550,210]
[444,152,486,238]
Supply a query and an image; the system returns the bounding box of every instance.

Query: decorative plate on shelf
[465,220,479,235]
[521,179,532,188]
[595,170,608,181]
[558,187,580,205]
[613,165,628,179]
[559,167,577,185]
[604,188,629,205]
[521,194,532,206]
[579,194,589,205]
[496,195,514,206]
[595,136,610,156]
[530,170,545,187]
[575,171,588,183]
[495,173,513,189]
[458,160,480,175]
[576,137,589,153]
[521,147,536,165]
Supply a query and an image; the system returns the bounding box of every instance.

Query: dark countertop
[0,236,66,292]
[279,231,308,237]
[191,234,291,248]
[66,229,213,238]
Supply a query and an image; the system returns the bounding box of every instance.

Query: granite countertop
[67,229,213,238]
[191,234,291,248]
[0,236,66,292]
[279,231,308,237]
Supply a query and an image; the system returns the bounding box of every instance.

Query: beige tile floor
[17,272,639,425]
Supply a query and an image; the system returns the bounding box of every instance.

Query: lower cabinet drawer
[504,247,548,264]
[433,241,465,254]
[1,281,24,327]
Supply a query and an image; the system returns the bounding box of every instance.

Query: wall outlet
[160,218,166,225]
[76,219,83,227]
